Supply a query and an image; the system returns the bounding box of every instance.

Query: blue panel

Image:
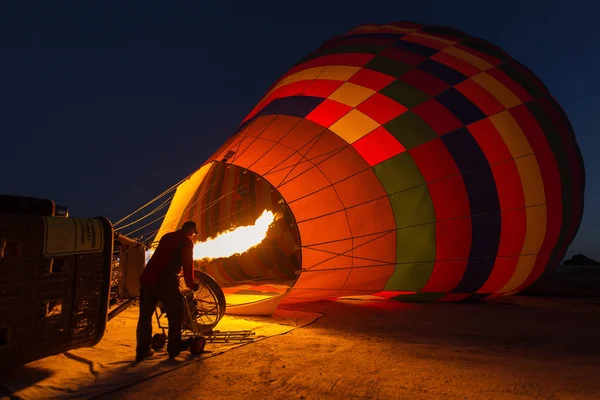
[393,39,439,57]
[435,88,486,125]
[256,96,324,119]
[441,127,501,293]
[441,128,489,172]
[418,59,467,86]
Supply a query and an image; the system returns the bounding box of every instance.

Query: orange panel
[318,145,371,184]
[345,197,396,236]
[289,186,344,222]
[292,268,351,290]
[250,144,297,176]
[352,232,396,266]
[281,289,342,303]
[256,115,303,142]
[334,168,388,208]
[342,265,396,291]
[303,130,349,162]
[279,118,328,152]
[278,166,331,202]
[301,247,353,271]
[296,210,352,246]
[232,138,275,169]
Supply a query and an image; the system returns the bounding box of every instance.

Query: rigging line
[113,171,195,227]
[121,213,167,237]
[231,115,284,165]
[244,119,304,172]
[115,193,175,231]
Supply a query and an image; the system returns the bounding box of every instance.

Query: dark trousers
[136,279,184,357]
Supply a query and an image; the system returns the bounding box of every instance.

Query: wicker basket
[0,213,113,372]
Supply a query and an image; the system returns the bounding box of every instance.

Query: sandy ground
[99,293,600,400]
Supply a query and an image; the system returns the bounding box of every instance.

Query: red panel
[306,99,353,128]
[430,51,481,77]
[477,256,519,294]
[468,118,512,164]
[490,161,525,210]
[402,34,450,50]
[409,138,460,182]
[496,208,527,257]
[435,218,472,260]
[275,80,316,98]
[487,68,533,103]
[509,104,550,152]
[353,127,406,166]
[399,68,450,97]
[455,79,504,116]
[379,47,425,66]
[284,53,374,77]
[298,79,342,98]
[421,260,467,293]
[455,44,502,66]
[427,175,471,220]
[355,93,408,124]
[412,99,463,135]
[389,21,423,29]
[348,68,395,91]
[323,37,398,48]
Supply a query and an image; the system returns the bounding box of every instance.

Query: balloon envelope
[156,22,585,305]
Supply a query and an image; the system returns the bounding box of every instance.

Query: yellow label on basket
[42,217,105,256]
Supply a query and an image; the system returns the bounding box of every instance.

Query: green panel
[364,56,413,78]
[373,152,425,194]
[384,111,438,150]
[384,261,434,291]
[391,292,446,302]
[389,185,435,228]
[396,223,436,264]
[379,80,430,108]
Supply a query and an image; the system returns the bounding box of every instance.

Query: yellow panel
[515,154,546,206]
[288,66,328,83]
[520,205,547,255]
[329,109,380,144]
[499,254,538,293]
[412,32,457,45]
[318,66,360,81]
[328,82,375,107]
[472,73,521,108]
[154,163,212,244]
[443,46,493,71]
[490,111,532,159]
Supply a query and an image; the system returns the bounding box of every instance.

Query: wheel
[190,337,206,355]
[151,333,167,350]
[186,271,226,334]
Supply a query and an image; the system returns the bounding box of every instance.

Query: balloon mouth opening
[193,162,301,307]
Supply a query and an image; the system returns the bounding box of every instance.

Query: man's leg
[136,285,159,361]
[159,281,189,358]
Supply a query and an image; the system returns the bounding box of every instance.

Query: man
[135,221,200,362]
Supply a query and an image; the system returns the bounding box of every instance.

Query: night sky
[1,1,598,260]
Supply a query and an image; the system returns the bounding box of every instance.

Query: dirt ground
[99,293,600,400]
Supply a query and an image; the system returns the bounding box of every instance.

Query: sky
[0,1,598,260]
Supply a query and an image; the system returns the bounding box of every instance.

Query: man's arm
[182,240,198,290]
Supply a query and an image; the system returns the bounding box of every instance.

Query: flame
[145,209,276,263]
[193,209,275,261]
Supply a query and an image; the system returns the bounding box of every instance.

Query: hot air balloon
[152,21,585,310]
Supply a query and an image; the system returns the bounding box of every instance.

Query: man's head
[181,221,198,238]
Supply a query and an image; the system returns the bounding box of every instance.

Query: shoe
[135,349,154,363]
[168,338,194,359]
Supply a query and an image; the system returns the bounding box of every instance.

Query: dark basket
[0,213,113,372]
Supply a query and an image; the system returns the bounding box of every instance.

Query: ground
[101,294,600,400]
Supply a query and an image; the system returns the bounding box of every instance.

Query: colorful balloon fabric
[158,21,585,303]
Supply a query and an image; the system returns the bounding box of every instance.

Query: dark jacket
[140,230,196,289]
